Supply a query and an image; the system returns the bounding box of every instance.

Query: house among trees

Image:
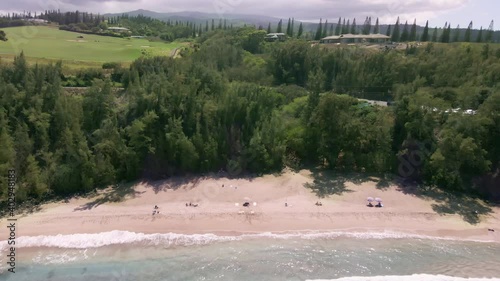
[265,32,286,42]
[22,18,49,24]
[320,33,390,44]
[108,26,130,33]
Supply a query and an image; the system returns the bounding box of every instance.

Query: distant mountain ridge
[104,9,282,27]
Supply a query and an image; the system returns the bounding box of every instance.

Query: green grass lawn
[0,26,183,65]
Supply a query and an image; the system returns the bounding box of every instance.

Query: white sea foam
[0,230,495,250]
[242,231,494,243]
[32,252,80,264]
[0,231,241,250]
[306,275,500,281]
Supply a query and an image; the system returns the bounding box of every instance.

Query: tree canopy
[1,26,499,207]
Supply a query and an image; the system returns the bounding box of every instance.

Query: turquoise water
[1,232,500,281]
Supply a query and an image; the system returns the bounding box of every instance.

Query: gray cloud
[0,0,469,24]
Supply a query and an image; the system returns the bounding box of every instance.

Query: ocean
[1,231,500,281]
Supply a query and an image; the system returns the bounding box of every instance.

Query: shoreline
[1,170,499,245]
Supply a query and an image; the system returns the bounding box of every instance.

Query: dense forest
[0,26,499,206]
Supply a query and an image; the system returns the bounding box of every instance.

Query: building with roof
[108,27,130,33]
[320,34,390,44]
[22,18,49,24]
[265,33,286,42]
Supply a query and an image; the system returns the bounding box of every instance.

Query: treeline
[38,10,105,26]
[0,28,499,205]
[0,18,31,28]
[312,17,382,40]
[263,16,497,43]
[0,10,105,28]
[107,14,239,41]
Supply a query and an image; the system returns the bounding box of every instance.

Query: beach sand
[3,170,500,242]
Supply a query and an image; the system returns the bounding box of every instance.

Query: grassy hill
[0,26,183,67]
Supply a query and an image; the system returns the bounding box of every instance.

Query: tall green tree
[485,20,494,42]
[440,22,451,43]
[400,20,409,42]
[267,22,271,34]
[431,27,438,42]
[322,19,328,38]
[421,20,429,42]
[476,26,483,43]
[362,16,372,35]
[464,21,472,42]
[386,24,392,37]
[409,19,417,41]
[341,18,348,34]
[291,18,295,37]
[350,18,357,34]
[315,18,323,40]
[20,155,48,199]
[391,17,401,42]
[335,18,342,35]
[286,18,291,36]
[452,24,460,42]
[277,19,283,33]
[297,22,303,38]
[373,18,379,34]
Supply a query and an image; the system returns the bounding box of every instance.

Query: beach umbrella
[375,197,382,202]
[253,202,257,206]
[367,197,374,202]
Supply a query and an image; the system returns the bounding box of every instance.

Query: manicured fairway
[0,26,182,63]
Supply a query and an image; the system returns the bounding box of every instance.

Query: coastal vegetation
[0,24,499,209]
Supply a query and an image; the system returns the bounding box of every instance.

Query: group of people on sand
[185,202,198,207]
[367,201,383,208]
[315,201,323,206]
[152,205,160,215]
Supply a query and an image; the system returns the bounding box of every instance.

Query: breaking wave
[0,230,495,250]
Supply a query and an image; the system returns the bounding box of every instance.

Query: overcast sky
[1,0,498,29]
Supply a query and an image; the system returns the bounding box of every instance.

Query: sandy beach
[3,170,499,242]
